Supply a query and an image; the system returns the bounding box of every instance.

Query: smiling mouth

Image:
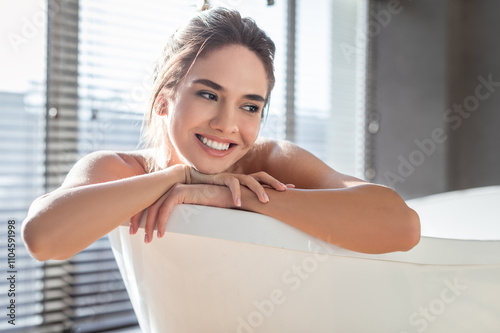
[196,134,236,151]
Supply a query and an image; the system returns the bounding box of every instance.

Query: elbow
[22,216,78,262]
[22,194,74,261]
[22,217,49,261]
[22,196,55,261]
[22,216,65,262]
[379,186,421,252]
[397,206,421,252]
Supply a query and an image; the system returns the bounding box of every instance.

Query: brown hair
[141,7,276,172]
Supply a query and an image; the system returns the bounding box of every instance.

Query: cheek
[166,102,191,136]
[240,118,261,144]
[165,111,188,151]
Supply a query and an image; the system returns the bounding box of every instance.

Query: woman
[22,8,420,262]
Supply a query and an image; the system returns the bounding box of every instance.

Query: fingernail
[157,230,163,239]
[279,182,287,189]
[263,192,270,202]
[129,225,134,235]
[236,197,242,207]
[144,234,149,243]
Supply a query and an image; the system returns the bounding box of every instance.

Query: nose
[209,101,239,134]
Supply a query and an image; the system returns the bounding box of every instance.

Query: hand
[141,183,234,243]
[128,166,295,242]
[184,166,293,207]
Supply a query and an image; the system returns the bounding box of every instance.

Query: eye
[242,104,260,113]
[197,91,217,101]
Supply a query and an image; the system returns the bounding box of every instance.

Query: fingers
[129,211,143,235]
[143,184,184,244]
[249,171,293,192]
[155,198,178,237]
[222,176,242,207]
[188,168,294,195]
[143,192,169,243]
[222,171,294,204]
[237,176,270,203]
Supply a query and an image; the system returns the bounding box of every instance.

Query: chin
[188,160,232,175]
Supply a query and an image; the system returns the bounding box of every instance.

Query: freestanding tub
[109,186,500,333]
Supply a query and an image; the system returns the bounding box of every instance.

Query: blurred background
[0,0,499,332]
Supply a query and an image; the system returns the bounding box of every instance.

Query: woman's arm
[154,181,419,254]
[138,139,419,254]
[240,185,420,254]
[22,151,186,261]
[241,139,421,253]
[22,150,286,261]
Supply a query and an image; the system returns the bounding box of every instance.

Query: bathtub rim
[406,185,500,241]
[116,202,500,266]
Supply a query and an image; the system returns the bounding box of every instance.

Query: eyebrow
[192,78,266,103]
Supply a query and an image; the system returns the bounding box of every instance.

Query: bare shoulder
[231,137,276,174]
[237,138,307,182]
[250,138,367,189]
[60,149,150,189]
[255,137,320,172]
[250,137,313,165]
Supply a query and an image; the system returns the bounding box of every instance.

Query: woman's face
[162,44,268,174]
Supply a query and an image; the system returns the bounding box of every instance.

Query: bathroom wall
[446,1,500,191]
[369,0,500,199]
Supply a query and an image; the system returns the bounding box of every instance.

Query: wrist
[239,186,273,213]
[164,164,189,184]
[182,164,191,184]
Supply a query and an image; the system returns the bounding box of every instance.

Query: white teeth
[198,135,230,151]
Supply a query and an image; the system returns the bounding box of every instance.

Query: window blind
[295,0,367,178]
[0,1,47,331]
[0,89,46,332]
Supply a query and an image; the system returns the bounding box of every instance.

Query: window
[0,1,367,332]
[1,1,47,332]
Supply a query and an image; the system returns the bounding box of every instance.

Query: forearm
[22,165,185,261]
[240,184,420,254]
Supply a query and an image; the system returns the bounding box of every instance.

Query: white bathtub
[109,186,500,333]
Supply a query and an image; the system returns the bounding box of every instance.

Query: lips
[195,133,237,157]
[196,134,232,151]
